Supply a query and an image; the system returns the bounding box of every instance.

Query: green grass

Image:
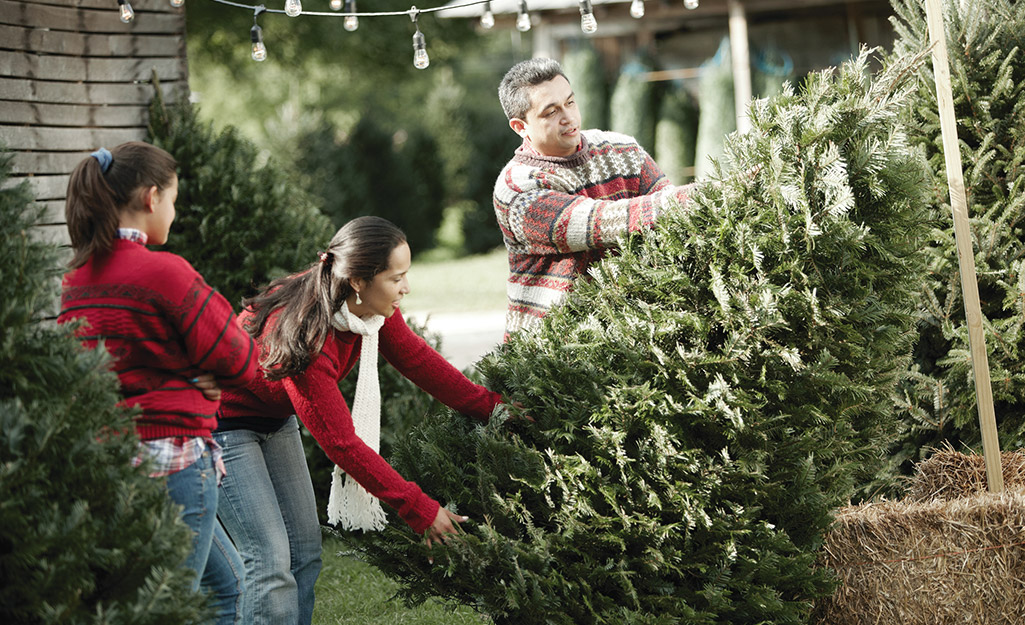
[403,247,508,315]
[312,535,486,625]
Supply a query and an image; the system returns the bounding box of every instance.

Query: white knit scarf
[326,301,388,531]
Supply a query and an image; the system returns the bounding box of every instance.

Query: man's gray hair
[498,57,569,121]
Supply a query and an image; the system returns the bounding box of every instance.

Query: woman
[215,216,506,625]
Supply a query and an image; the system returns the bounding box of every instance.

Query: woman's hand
[189,373,222,402]
[425,507,467,563]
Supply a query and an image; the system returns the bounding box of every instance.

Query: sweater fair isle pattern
[58,239,258,440]
[493,129,695,336]
[218,309,503,534]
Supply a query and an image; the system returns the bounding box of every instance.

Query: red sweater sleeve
[378,311,503,420]
[283,340,440,533]
[163,254,258,388]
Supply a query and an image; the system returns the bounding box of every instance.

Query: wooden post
[923,0,1003,492]
[727,0,752,133]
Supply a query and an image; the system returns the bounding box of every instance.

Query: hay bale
[906,447,1025,502]
[814,491,1025,625]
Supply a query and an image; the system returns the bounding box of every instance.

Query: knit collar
[514,131,593,169]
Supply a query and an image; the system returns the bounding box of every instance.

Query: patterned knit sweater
[58,239,258,440]
[493,129,696,335]
[218,309,503,533]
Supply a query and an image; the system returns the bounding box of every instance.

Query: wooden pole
[923,0,1003,492]
[727,0,752,133]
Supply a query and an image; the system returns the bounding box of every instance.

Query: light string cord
[204,0,494,18]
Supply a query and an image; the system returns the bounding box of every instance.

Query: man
[494,57,697,336]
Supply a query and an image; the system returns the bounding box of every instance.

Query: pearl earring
[355,291,362,305]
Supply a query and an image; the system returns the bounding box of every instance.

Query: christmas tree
[0,152,210,623]
[344,49,930,623]
[886,0,1025,473]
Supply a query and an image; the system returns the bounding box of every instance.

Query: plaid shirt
[132,436,223,478]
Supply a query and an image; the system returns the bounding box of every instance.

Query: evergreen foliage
[345,50,930,623]
[459,108,519,256]
[563,42,609,131]
[0,152,210,623]
[885,0,1025,472]
[294,115,445,256]
[147,89,334,308]
[609,56,660,154]
[654,84,699,184]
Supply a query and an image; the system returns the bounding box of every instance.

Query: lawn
[312,534,487,625]
[402,247,508,315]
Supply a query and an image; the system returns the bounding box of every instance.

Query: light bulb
[284,0,302,17]
[516,11,531,32]
[630,0,644,18]
[330,0,342,9]
[170,0,184,7]
[580,13,597,33]
[480,5,495,30]
[117,0,134,22]
[412,30,429,69]
[343,0,358,31]
[251,25,267,61]
[684,0,699,9]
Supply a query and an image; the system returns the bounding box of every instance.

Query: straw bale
[906,446,1025,502]
[813,491,1025,625]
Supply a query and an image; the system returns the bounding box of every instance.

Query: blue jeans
[215,417,323,625]
[166,449,246,625]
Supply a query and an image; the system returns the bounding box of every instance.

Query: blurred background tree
[185,1,519,258]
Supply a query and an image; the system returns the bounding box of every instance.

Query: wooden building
[0,0,188,247]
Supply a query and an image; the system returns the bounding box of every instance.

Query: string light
[684,0,699,9]
[251,5,268,61]
[117,0,135,22]
[629,0,644,18]
[410,8,430,69]
[330,0,341,9]
[578,0,597,34]
[284,0,302,17]
[343,0,359,31]
[170,0,185,7]
[516,0,531,32]
[480,1,494,30]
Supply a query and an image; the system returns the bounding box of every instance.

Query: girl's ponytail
[65,153,120,269]
[64,142,177,269]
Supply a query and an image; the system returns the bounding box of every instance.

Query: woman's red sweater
[219,309,502,533]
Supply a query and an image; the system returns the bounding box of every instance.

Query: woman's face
[348,241,411,318]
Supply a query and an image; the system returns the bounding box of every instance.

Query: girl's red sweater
[219,309,502,534]
[58,239,258,440]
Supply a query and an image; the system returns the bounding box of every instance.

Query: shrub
[148,88,333,308]
[0,151,209,624]
[344,50,931,624]
[886,0,1025,475]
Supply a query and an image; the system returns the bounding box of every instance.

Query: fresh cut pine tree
[0,152,210,623]
[344,49,930,624]
[884,0,1025,476]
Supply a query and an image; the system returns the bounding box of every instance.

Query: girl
[58,142,258,624]
[216,216,506,625]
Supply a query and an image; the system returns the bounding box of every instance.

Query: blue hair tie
[90,148,113,174]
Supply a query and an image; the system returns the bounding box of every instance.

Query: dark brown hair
[65,141,177,269]
[243,216,407,380]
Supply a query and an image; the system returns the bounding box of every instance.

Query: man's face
[509,75,582,157]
